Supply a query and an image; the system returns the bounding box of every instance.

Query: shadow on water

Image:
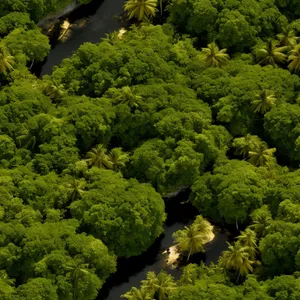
[33,0,125,77]
[97,189,233,300]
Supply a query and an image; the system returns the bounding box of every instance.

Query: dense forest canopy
[0,0,300,299]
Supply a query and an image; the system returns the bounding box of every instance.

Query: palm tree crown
[66,178,85,201]
[248,146,276,167]
[233,134,276,167]
[0,45,15,74]
[220,242,254,277]
[255,40,287,66]
[173,225,205,260]
[250,206,272,237]
[115,86,141,108]
[288,45,300,73]
[236,228,257,259]
[124,0,158,21]
[85,144,113,169]
[277,26,299,47]
[192,215,214,240]
[122,286,154,300]
[142,271,176,300]
[252,89,276,114]
[43,79,65,101]
[200,42,230,68]
[233,134,263,158]
[108,147,129,171]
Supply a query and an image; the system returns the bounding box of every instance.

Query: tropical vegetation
[1,0,300,299]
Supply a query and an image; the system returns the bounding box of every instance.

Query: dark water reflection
[98,191,232,300]
[38,0,124,76]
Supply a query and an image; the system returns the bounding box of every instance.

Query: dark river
[37,1,231,299]
[39,0,124,76]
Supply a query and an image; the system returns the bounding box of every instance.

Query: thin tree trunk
[187,248,193,261]
[236,219,239,231]
[29,59,35,70]
[236,272,241,283]
[160,0,163,15]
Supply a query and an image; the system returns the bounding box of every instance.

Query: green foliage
[191,160,265,224]
[70,169,166,257]
[278,199,300,222]
[2,28,50,63]
[216,9,258,50]
[259,221,300,276]
[16,278,58,300]
[193,59,300,136]
[0,12,35,35]
[170,0,286,51]
[0,135,16,161]
[0,0,75,22]
[264,104,300,163]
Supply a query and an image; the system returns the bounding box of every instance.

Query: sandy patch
[118,28,127,39]
[59,20,71,40]
[163,245,180,266]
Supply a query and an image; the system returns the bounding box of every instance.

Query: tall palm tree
[142,271,176,300]
[250,207,272,237]
[159,0,163,15]
[108,148,129,171]
[65,259,91,300]
[122,286,154,300]
[66,178,85,202]
[277,26,299,47]
[173,225,205,260]
[173,215,213,260]
[233,134,263,158]
[255,40,287,66]
[114,86,141,109]
[252,89,276,114]
[288,45,300,73]
[0,45,15,74]
[200,42,230,68]
[220,242,254,279]
[124,0,158,21]
[248,147,276,167]
[236,228,257,260]
[85,144,113,169]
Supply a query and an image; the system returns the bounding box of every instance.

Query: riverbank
[37,1,78,29]
[33,0,124,77]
